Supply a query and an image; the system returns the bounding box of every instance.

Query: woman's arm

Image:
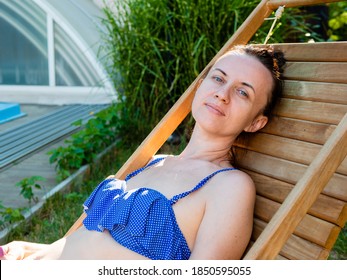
[189,171,256,260]
[0,241,50,260]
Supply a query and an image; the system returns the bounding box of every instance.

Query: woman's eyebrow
[213,68,227,76]
[242,82,255,94]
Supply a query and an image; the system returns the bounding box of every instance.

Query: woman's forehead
[215,52,255,66]
[212,53,269,79]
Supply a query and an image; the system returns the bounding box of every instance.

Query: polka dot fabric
[83,157,236,260]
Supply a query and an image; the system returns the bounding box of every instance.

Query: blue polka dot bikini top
[83,157,236,260]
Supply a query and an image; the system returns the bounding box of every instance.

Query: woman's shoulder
[194,168,256,260]
[208,168,256,202]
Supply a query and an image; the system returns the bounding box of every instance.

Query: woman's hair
[226,44,287,166]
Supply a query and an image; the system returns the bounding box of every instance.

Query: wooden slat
[254,196,340,248]
[238,151,305,184]
[273,42,347,62]
[277,98,347,125]
[252,219,330,259]
[249,171,293,202]
[249,171,347,226]
[243,134,319,166]
[284,62,347,83]
[325,174,347,202]
[283,80,347,104]
[280,234,331,260]
[261,117,336,145]
[275,255,288,260]
[244,150,347,206]
[240,151,347,202]
[242,133,347,175]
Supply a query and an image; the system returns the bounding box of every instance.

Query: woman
[0,45,285,260]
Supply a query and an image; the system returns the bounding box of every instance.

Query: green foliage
[327,2,347,41]
[0,176,45,230]
[15,176,46,204]
[64,192,85,203]
[6,191,86,244]
[48,104,120,180]
[329,224,347,260]
[254,6,329,44]
[0,201,25,228]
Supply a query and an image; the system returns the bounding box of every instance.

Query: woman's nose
[214,88,230,103]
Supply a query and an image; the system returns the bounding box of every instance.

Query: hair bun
[273,50,286,73]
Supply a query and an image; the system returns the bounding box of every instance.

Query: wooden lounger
[66,0,347,259]
[240,41,347,259]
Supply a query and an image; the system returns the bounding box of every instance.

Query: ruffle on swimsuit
[83,157,236,260]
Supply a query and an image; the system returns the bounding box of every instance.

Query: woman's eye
[213,76,223,83]
[238,89,248,97]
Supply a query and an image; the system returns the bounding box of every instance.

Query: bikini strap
[124,157,166,181]
[170,168,237,205]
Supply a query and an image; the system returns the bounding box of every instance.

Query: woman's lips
[205,102,225,116]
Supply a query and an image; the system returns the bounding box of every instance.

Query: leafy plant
[0,201,25,228]
[48,104,120,180]
[15,176,46,204]
[327,1,347,41]
[254,5,329,44]
[64,192,85,203]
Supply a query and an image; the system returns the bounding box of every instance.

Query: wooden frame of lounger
[66,0,347,260]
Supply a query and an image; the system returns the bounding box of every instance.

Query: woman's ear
[244,115,268,133]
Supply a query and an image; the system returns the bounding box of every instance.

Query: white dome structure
[0,0,115,104]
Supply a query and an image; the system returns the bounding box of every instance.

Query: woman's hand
[0,241,49,260]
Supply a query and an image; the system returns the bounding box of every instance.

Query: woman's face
[192,52,273,140]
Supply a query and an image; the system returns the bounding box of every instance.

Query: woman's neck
[178,125,236,167]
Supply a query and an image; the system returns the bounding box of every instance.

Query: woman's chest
[125,161,211,199]
[121,159,218,248]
